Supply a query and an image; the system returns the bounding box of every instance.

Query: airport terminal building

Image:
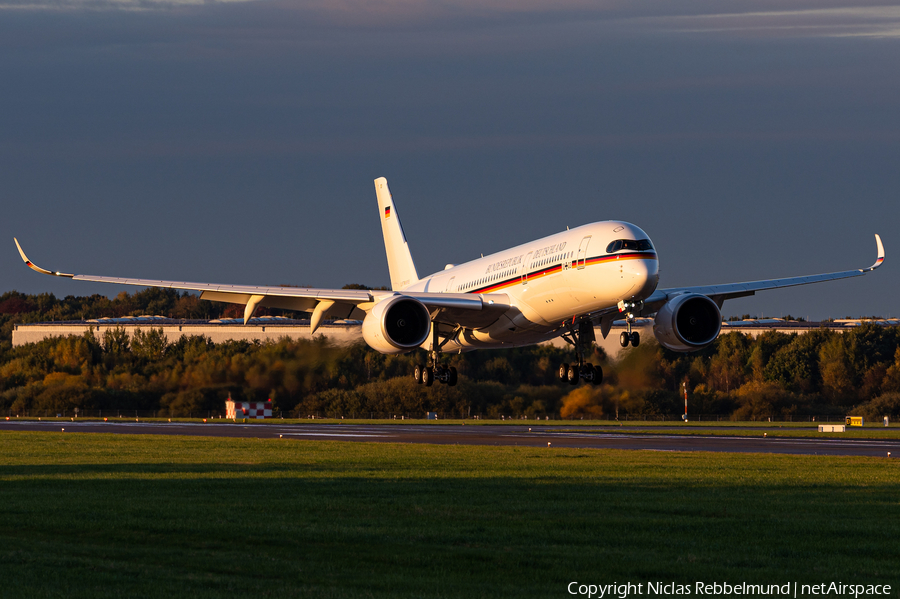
[12,316,900,358]
[11,316,364,347]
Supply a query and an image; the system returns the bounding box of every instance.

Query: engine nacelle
[653,293,722,352]
[362,295,432,354]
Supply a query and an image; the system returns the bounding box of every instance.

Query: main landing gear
[558,320,603,386]
[413,325,459,387]
[414,362,457,387]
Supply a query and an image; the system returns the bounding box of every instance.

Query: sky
[1,0,898,320]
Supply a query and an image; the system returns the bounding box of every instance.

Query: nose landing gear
[619,331,640,347]
[619,310,640,348]
[558,320,603,385]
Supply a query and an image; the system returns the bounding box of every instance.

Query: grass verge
[1,432,898,598]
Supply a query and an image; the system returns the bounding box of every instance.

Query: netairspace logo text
[567,581,894,599]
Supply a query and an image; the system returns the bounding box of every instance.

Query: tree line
[1,289,899,420]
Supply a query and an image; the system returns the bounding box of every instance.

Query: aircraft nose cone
[629,257,659,300]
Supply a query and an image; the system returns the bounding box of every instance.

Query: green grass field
[1,432,898,598]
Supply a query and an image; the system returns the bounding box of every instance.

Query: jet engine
[362,295,432,354]
[652,293,722,352]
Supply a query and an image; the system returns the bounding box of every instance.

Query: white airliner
[15,177,885,387]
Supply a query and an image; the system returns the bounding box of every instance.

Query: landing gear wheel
[414,364,426,385]
[559,363,569,382]
[567,364,579,385]
[581,364,603,385]
[630,332,640,347]
[581,363,596,384]
[620,332,630,348]
[424,367,435,387]
[448,366,458,387]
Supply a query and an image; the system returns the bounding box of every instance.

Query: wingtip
[13,237,28,264]
[865,233,885,272]
[13,238,73,277]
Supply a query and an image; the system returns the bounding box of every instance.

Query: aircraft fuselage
[404,221,659,350]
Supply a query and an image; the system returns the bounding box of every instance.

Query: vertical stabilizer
[374,177,419,290]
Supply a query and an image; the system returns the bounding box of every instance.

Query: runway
[1,420,898,457]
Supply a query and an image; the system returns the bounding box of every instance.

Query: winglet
[14,238,74,278]
[863,234,885,272]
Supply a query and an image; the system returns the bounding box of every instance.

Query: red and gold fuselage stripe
[583,251,655,267]
[468,251,657,295]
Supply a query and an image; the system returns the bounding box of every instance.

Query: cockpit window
[606,239,653,253]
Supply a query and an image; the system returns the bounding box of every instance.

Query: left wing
[590,234,884,338]
[644,233,884,311]
[14,238,510,331]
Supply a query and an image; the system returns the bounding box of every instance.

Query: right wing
[14,238,509,332]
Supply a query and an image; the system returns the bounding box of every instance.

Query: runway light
[61,428,65,432]
[103,418,108,422]
[203,418,207,423]
[548,442,551,447]
[529,428,532,431]
[889,452,892,458]
[279,434,283,438]
[764,433,767,437]
[168,419,171,422]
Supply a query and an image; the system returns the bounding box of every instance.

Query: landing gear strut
[558,320,603,385]
[413,325,459,387]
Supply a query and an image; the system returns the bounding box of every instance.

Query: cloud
[0,0,258,10]
[0,0,597,13]
[4,0,899,44]
[654,6,900,39]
